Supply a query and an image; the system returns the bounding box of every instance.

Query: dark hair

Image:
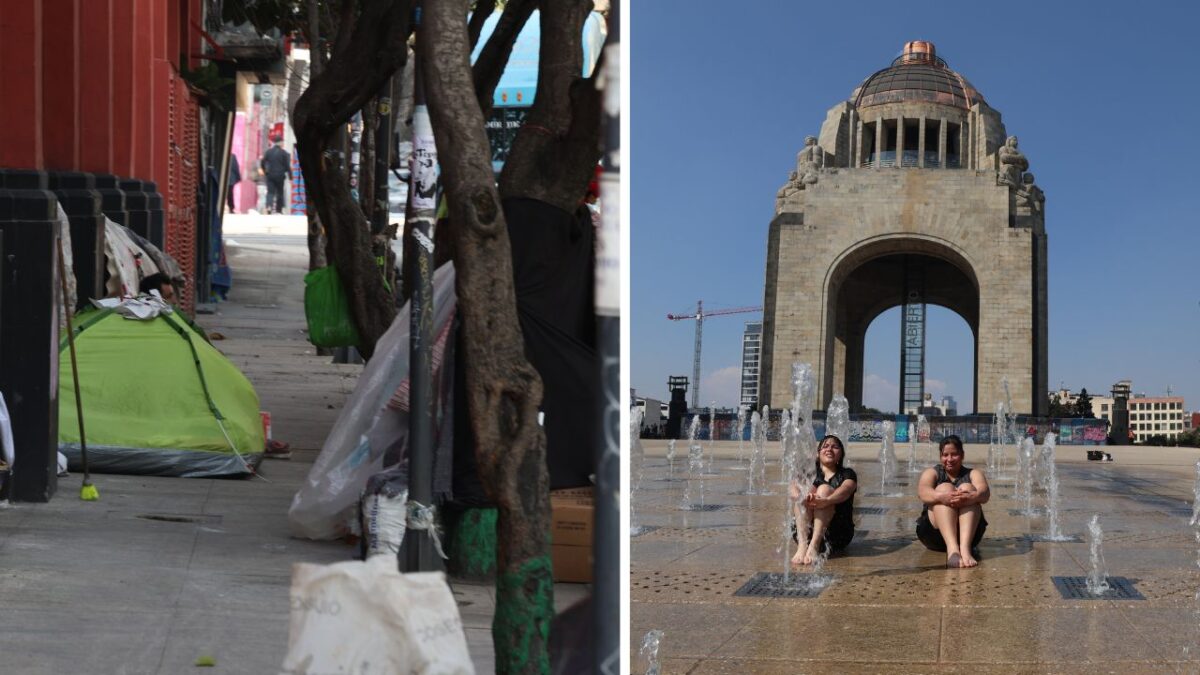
[939,435,965,455]
[815,434,846,473]
[139,273,172,295]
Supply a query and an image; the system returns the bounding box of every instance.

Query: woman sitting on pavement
[790,434,857,567]
[916,434,990,568]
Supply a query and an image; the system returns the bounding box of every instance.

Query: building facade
[740,321,763,409]
[760,40,1048,415]
[1127,396,1186,442]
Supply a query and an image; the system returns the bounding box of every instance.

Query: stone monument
[761,40,1048,415]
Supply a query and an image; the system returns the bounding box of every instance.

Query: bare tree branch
[467,0,495,49]
[471,0,537,117]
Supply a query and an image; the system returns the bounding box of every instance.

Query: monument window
[862,122,877,166]
[925,119,941,167]
[945,123,961,168]
[902,120,919,166]
[882,119,899,166]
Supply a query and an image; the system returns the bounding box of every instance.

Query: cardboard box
[550,487,593,582]
[551,544,593,583]
[551,486,593,502]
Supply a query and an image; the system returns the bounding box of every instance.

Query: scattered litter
[194,655,216,667]
[265,440,292,460]
[209,332,226,341]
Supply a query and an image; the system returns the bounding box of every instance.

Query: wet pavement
[631,439,1200,673]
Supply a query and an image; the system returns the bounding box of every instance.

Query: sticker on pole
[411,105,439,215]
[595,173,620,316]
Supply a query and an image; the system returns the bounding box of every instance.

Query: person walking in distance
[259,139,290,214]
[227,154,241,213]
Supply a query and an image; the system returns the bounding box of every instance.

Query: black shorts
[916,508,987,552]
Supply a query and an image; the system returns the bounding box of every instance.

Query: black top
[920,464,981,519]
[932,463,975,488]
[228,155,241,185]
[813,466,857,530]
[260,145,291,179]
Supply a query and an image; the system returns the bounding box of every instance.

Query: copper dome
[852,41,984,110]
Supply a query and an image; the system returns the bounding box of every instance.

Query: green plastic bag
[304,266,361,347]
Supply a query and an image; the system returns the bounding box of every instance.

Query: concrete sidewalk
[0,219,584,673]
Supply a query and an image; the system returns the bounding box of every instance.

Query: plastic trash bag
[289,264,456,540]
[303,265,361,348]
[0,392,13,467]
[280,556,474,675]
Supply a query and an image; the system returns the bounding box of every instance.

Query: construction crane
[667,301,763,408]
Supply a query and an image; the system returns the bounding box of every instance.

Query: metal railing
[862,151,960,169]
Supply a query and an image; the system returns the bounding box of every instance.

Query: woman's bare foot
[947,551,962,568]
[790,550,805,568]
[960,551,978,568]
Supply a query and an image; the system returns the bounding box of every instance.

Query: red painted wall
[78,0,113,174]
[0,0,45,169]
[2,0,205,313]
[42,0,79,170]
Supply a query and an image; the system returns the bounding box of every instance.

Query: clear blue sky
[631,1,1200,414]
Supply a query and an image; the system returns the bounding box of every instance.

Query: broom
[56,241,97,501]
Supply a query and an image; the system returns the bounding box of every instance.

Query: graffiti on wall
[672,413,1110,445]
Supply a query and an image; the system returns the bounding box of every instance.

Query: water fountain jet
[1086,514,1110,596]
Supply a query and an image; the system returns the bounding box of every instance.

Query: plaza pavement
[632,438,1200,673]
[0,214,585,673]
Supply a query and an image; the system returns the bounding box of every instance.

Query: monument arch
[761,40,1047,415]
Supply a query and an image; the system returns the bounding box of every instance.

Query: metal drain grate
[1052,576,1144,600]
[734,572,829,598]
[680,504,727,512]
[855,506,890,515]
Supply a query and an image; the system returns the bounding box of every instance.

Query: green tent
[58,307,264,477]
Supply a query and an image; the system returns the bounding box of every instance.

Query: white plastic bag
[288,264,456,540]
[280,556,474,675]
[0,391,13,467]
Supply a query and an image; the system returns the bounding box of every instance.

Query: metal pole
[402,19,438,573]
[594,3,621,672]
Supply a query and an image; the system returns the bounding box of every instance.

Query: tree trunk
[360,102,377,219]
[292,0,411,358]
[303,0,328,272]
[421,1,551,672]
